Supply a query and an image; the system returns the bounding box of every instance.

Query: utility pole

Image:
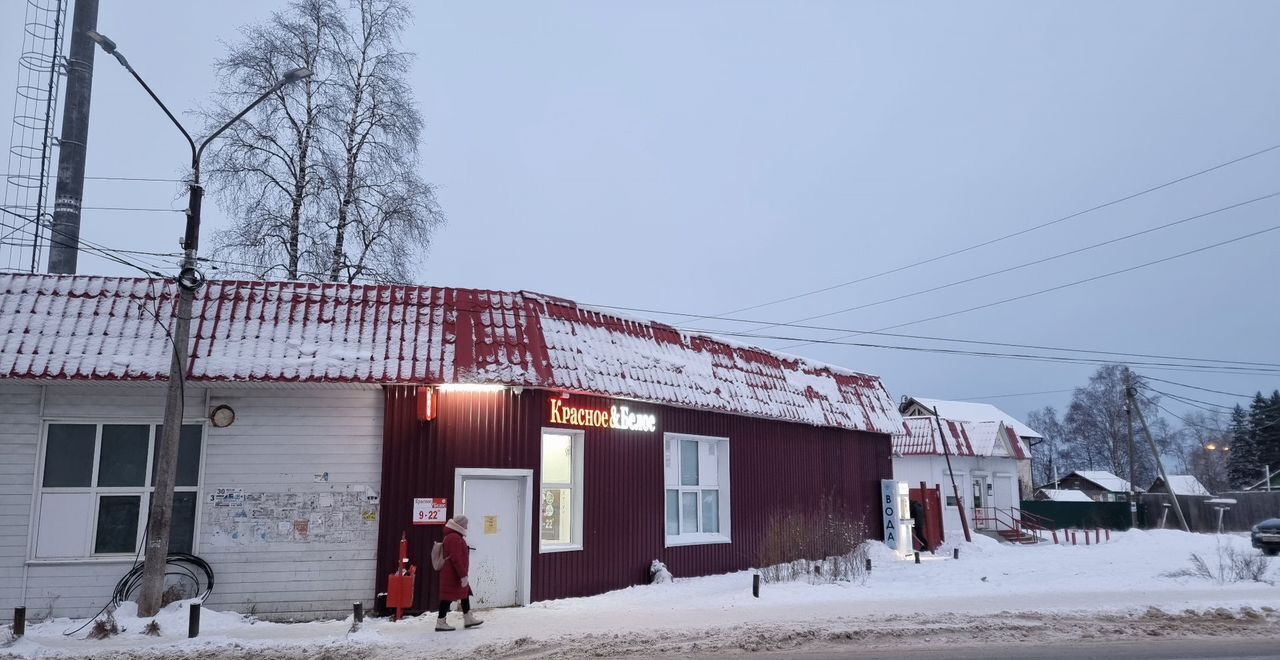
[1127,383,1189,532]
[933,408,972,543]
[87,31,312,617]
[1124,368,1137,529]
[46,0,99,274]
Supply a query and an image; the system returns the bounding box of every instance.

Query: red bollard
[1105,529,1111,541]
[1095,529,1101,544]
[1071,531,1077,545]
[1085,530,1091,545]
[1051,530,1059,544]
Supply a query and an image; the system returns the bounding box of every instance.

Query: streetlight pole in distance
[87,30,312,617]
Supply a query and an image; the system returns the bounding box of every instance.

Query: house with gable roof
[899,396,1039,500]
[890,415,1031,543]
[1038,470,1137,502]
[0,273,902,621]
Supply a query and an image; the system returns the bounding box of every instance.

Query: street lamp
[88,30,312,617]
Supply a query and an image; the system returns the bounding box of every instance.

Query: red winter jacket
[438,526,472,601]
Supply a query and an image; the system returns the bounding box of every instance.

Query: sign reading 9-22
[412,497,447,525]
[549,399,657,432]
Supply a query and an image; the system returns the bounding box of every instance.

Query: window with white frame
[663,433,730,546]
[539,429,583,552]
[35,423,203,559]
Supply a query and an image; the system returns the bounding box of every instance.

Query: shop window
[663,433,730,546]
[539,429,583,552]
[35,423,203,560]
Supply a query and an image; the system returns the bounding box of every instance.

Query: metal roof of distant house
[1069,470,1133,493]
[1149,475,1212,497]
[0,274,903,434]
[1035,489,1094,502]
[905,397,1043,439]
[891,415,1027,458]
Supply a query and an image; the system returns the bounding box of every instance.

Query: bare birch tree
[205,0,442,283]
[204,0,336,280]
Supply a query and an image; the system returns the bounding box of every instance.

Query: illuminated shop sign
[549,398,657,432]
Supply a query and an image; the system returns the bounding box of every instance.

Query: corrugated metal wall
[377,386,891,608]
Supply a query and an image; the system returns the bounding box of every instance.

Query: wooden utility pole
[1127,385,1189,532]
[933,407,972,543]
[1124,368,1137,529]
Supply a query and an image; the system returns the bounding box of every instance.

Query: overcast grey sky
[2,1,1278,423]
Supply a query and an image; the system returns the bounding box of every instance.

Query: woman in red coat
[437,515,483,631]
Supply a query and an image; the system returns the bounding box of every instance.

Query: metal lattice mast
[0,0,69,272]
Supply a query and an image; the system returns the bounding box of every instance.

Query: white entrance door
[971,477,987,529]
[459,477,523,608]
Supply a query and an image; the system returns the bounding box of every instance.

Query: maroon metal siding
[377,386,891,608]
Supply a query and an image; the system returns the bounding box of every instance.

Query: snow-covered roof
[1070,470,1132,493]
[1150,475,1212,497]
[891,416,1027,459]
[0,274,903,434]
[1036,489,1094,502]
[891,416,1026,458]
[906,397,1043,439]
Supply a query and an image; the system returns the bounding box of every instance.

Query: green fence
[1019,500,1133,530]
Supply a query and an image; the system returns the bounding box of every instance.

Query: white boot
[463,611,484,628]
[435,616,455,632]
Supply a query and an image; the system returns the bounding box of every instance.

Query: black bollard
[353,602,364,623]
[914,552,920,564]
[953,548,959,560]
[13,606,24,637]
[188,602,201,638]
[752,574,760,598]
[865,557,872,572]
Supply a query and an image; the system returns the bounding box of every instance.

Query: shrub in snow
[758,495,870,585]
[650,559,672,584]
[1163,538,1274,585]
[143,620,161,637]
[87,610,120,640]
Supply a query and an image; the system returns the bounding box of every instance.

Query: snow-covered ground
[3,530,1277,659]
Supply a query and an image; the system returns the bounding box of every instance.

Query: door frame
[453,468,534,606]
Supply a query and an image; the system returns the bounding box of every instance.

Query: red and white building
[890,415,1031,542]
[0,274,902,620]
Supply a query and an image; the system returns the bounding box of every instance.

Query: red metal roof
[892,415,1026,458]
[0,274,902,434]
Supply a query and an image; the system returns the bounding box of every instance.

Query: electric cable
[706,141,1280,321]
[738,190,1280,335]
[777,223,1280,350]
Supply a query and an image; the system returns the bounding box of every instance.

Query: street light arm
[195,81,284,178]
[87,31,197,176]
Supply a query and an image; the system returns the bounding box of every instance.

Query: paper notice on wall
[209,488,245,506]
[484,515,498,535]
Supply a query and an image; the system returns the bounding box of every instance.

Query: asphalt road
[748,638,1279,660]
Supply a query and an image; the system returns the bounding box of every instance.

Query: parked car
[1252,518,1280,556]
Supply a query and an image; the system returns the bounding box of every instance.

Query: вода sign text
[550,399,656,432]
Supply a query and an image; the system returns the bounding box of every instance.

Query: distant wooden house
[1038,470,1136,503]
[1149,475,1212,497]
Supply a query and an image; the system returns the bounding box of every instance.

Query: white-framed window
[34,422,204,560]
[663,433,730,547]
[539,428,584,553]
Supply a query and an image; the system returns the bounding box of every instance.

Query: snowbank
[2,530,1275,659]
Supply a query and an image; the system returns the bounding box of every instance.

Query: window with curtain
[663,433,729,546]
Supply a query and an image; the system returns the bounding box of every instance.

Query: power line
[707,141,1280,321]
[1,173,184,183]
[778,223,1280,350]
[739,190,1280,334]
[583,306,1280,370]
[1141,376,1255,399]
[956,388,1077,401]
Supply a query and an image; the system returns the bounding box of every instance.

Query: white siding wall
[0,384,40,616]
[0,383,383,622]
[893,454,1022,542]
